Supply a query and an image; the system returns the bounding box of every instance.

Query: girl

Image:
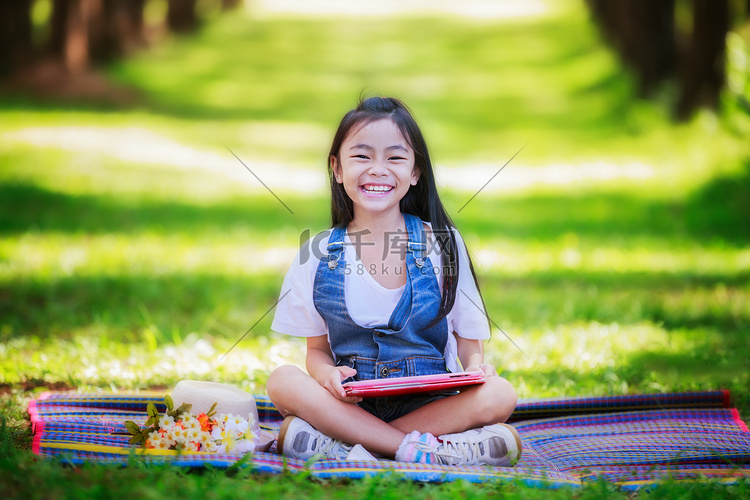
[266,97,520,466]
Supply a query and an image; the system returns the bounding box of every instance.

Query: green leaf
[304,453,326,467]
[145,416,157,426]
[207,402,218,417]
[128,435,140,445]
[147,402,159,418]
[227,451,254,474]
[175,403,192,415]
[165,395,174,411]
[124,421,141,435]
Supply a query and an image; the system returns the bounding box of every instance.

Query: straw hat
[171,380,273,452]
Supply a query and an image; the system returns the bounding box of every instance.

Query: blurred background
[0,0,748,414]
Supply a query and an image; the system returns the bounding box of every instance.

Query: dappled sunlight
[484,320,747,399]
[251,0,552,20]
[0,333,303,394]
[490,322,685,375]
[471,241,750,276]
[2,126,327,193]
[0,233,298,279]
[3,231,749,282]
[437,160,654,192]
[3,124,660,194]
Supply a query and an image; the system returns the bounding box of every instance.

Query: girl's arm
[456,335,498,378]
[306,335,363,403]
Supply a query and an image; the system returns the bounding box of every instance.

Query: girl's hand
[464,363,498,378]
[320,366,363,404]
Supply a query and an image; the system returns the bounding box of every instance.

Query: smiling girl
[266,97,520,466]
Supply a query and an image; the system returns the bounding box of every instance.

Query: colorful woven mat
[28,390,750,490]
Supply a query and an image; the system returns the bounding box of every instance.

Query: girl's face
[331,118,419,221]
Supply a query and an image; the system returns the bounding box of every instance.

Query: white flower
[168,424,188,444]
[223,435,236,452]
[234,439,253,453]
[158,415,175,428]
[223,421,237,435]
[145,430,162,449]
[183,416,200,432]
[185,428,203,442]
[231,415,249,435]
[183,441,200,452]
[152,437,170,450]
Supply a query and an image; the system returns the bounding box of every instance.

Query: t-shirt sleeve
[270,245,328,338]
[447,228,491,340]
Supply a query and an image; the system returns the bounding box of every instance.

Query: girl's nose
[367,158,388,175]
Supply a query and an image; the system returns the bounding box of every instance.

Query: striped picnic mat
[28,390,750,490]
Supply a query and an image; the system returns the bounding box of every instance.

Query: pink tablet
[343,371,485,397]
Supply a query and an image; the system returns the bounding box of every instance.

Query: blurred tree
[586,0,735,120]
[0,0,212,79]
[0,0,34,77]
[47,0,147,72]
[586,0,677,97]
[167,0,198,33]
[89,0,147,61]
[48,0,93,73]
[676,0,730,119]
[221,0,241,10]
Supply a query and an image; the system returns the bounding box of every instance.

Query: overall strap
[403,213,426,268]
[325,225,346,269]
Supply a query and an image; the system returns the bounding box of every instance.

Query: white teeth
[363,185,392,193]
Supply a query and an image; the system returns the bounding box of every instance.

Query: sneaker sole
[499,423,523,464]
[277,415,296,456]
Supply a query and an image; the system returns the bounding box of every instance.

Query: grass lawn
[1,0,749,497]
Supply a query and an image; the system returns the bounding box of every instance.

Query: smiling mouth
[360,184,394,195]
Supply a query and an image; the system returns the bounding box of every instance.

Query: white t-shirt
[271,222,490,372]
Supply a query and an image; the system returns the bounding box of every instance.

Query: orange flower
[197,413,211,432]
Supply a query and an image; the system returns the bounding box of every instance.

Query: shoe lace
[407,439,465,465]
[439,437,482,466]
[311,435,349,459]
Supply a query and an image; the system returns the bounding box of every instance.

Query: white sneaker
[277,416,352,461]
[437,424,522,466]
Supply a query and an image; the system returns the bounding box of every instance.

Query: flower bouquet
[124,395,257,453]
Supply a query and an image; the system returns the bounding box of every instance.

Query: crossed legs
[265,365,517,458]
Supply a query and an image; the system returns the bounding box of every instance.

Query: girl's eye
[389,157,406,161]
[352,155,369,160]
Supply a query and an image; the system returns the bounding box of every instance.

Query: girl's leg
[266,365,405,457]
[388,375,517,436]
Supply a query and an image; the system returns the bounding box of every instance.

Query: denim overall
[313,213,450,421]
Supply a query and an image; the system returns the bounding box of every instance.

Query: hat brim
[256,429,275,452]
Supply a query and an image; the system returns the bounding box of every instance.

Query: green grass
[2,0,750,497]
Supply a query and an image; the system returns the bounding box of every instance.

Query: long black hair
[327,96,487,329]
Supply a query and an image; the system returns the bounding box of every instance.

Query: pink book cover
[343,371,485,397]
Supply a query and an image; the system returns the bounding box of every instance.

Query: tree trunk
[90,0,146,62]
[633,0,677,96]
[49,0,69,58]
[676,0,730,119]
[65,0,94,73]
[586,0,677,96]
[0,0,34,78]
[167,0,198,33]
[222,0,242,10]
[48,0,98,73]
